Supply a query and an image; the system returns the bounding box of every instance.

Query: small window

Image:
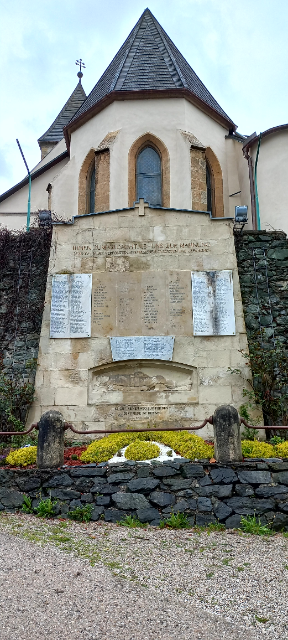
[136,146,162,206]
[89,165,95,213]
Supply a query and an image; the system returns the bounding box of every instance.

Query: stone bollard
[213,405,242,463]
[37,410,65,469]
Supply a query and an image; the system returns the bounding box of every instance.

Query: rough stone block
[182,464,204,478]
[152,467,179,477]
[70,466,106,477]
[225,514,242,529]
[213,500,232,521]
[210,468,238,484]
[104,508,129,523]
[136,507,160,522]
[255,485,288,498]
[162,479,192,490]
[149,491,176,507]
[0,489,24,508]
[91,506,104,521]
[69,499,82,510]
[225,497,275,515]
[96,495,110,506]
[127,478,159,493]
[196,513,216,526]
[112,492,150,510]
[235,484,254,496]
[197,498,212,512]
[107,473,135,484]
[237,471,272,484]
[43,474,72,488]
[272,471,288,485]
[80,493,94,503]
[196,484,233,498]
[92,483,119,495]
[198,475,212,486]
[271,512,288,530]
[74,478,94,492]
[16,476,41,492]
[50,488,80,501]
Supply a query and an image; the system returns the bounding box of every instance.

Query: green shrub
[36,497,58,518]
[274,441,288,458]
[159,512,190,529]
[119,515,147,528]
[68,504,93,523]
[240,513,272,536]
[80,431,214,463]
[241,440,274,458]
[22,495,34,514]
[125,440,160,461]
[5,445,37,467]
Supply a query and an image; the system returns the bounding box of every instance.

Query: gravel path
[0,513,287,639]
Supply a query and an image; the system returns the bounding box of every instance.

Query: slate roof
[38,81,86,143]
[70,8,234,127]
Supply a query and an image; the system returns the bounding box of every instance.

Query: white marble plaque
[191,270,235,336]
[50,274,92,338]
[110,336,175,361]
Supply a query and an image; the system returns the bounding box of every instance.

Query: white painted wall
[250,129,288,234]
[0,96,247,227]
[0,158,68,226]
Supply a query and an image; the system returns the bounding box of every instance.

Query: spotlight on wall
[38,210,52,227]
[235,206,248,223]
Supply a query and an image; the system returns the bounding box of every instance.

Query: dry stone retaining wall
[1,458,288,530]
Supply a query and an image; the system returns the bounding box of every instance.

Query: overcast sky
[0,0,287,195]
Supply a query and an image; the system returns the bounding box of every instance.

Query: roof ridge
[145,11,185,88]
[67,8,235,129]
[38,81,86,143]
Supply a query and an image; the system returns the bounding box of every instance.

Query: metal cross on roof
[76,58,86,82]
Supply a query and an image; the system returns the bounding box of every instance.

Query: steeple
[38,70,86,160]
[68,8,234,134]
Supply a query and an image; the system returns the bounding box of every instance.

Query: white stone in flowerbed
[108,441,181,464]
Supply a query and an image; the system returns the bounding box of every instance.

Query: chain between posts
[1,416,288,437]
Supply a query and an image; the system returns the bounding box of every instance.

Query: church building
[2,8,286,435]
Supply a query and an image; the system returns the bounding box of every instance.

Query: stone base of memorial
[1,458,288,530]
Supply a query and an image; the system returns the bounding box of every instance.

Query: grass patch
[119,515,148,528]
[68,504,93,523]
[159,512,190,529]
[240,514,273,536]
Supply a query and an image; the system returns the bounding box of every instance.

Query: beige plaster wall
[69,97,232,217]
[0,158,68,222]
[29,205,251,440]
[250,130,288,234]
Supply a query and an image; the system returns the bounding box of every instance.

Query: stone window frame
[128,133,170,208]
[205,147,224,218]
[78,148,110,215]
[78,149,96,215]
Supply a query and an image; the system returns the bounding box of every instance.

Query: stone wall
[235,230,288,347]
[1,458,288,530]
[0,227,52,381]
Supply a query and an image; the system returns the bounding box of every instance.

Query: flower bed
[2,433,288,469]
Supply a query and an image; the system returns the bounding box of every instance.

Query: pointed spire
[70,8,234,128]
[38,79,86,158]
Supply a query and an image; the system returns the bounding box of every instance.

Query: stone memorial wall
[29,206,250,437]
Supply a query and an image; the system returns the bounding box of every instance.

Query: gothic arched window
[89,165,95,213]
[136,146,162,206]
